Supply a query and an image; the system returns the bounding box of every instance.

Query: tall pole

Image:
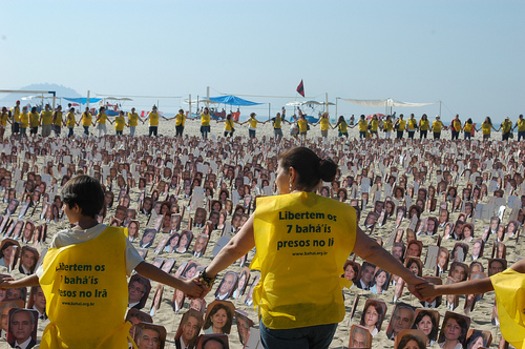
[268,103,271,121]
[189,94,192,119]
[325,92,329,114]
[206,86,210,108]
[87,90,90,110]
[439,100,442,117]
[335,97,338,119]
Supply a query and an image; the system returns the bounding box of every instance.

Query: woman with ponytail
[198,147,427,349]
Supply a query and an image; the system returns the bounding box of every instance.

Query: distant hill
[0,83,81,106]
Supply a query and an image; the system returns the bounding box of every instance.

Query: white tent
[338,98,435,115]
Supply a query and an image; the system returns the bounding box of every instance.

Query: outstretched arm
[0,274,39,289]
[353,226,427,298]
[135,261,204,298]
[419,259,525,299]
[199,214,255,293]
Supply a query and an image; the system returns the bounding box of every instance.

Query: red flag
[296,79,305,97]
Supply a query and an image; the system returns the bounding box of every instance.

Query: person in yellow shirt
[29,106,40,137]
[333,115,349,138]
[450,114,462,140]
[39,104,53,138]
[313,112,331,139]
[173,109,186,137]
[0,175,204,349]
[368,114,380,138]
[197,147,427,349]
[431,116,444,139]
[81,107,93,137]
[241,112,267,139]
[418,258,525,349]
[477,116,496,141]
[94,106,108,137]
[127,107,140,137]
[499,117,513,141]
[357,114,368,139]
[64,107,77,138]
[296,114,310,140]
[418,114,430,139]
[53,105,63,137]
[11,100,21,136]
[200,107,211,140]
[19,106,30,138]
[394,114,406,139]
[514,114,525,141]
[462,118,474,140]
[382,115,394,139]
[406,113,418,139]
[217,113,238,138]
[0,107,11,139]
[110,110,126,136]
[142,105,160,137]
[271,112,289,142]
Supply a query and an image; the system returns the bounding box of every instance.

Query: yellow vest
[97,113,107,125]
[175,113,185,126]
[383,120,393,132]
[12,106,21,122]
[319,118,330,131]
[148,112,159,126]
[490,268,525,349]
[114,116,126,131]
[128,112,139,127]
[39,226,132,348]
[297,119,308,133]
[30,112,40,128]
[502,120,512,133]
[247,118,257,129]
[338,121,348,133]
[369,119,379,132]
[482,122,492,135]
[517,119,525,132]
[432,120,443,132]
[225,119,235,132]
[358,119,368,132]
[273,117,282,129]
[251,192,356,329]
[81,113,92,127]
[20,112,30,128]
[54,111,63,126]
[396,119,406,131]
[407,119,417,131]
[0,112,8,127]
[66,112,76,127]
[41,110,54,125]
[201,113,210,126]
[452,119,462,132]
[419,119,429,131]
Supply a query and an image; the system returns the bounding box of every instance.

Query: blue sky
[1,0,524,122]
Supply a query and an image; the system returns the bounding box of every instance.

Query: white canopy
[339,98,433,108]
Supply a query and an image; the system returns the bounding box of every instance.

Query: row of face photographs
[2,194,64,223]
[348,302,492,349]
[128,204,252,254]
[358,193,522,241]
[343,257,507,310]
[129,265,259,316]
[128,304,255,349]
[389,227,511,269]
[0,237,42,274]
[0,216,47,244]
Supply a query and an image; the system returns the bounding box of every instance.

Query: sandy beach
[0,116,523,349]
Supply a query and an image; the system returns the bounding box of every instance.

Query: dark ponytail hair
[278,147,337,191]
